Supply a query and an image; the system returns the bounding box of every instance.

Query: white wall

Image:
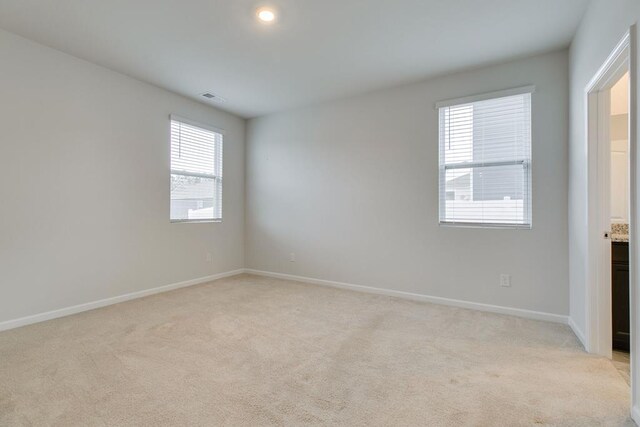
[611,116,629,225]
[0,29,245,323]
[246,51,569,316]
[611,74,629,225]
[568,0,640,345]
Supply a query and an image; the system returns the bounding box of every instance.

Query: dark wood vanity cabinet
[612,241,630,351]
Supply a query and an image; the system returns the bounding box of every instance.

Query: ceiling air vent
[201,92,226,103]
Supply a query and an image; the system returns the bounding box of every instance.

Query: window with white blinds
[438,89,532,227]
[170,116,223,222]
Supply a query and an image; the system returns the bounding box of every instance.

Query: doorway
[584,27,637,418]
[610,71,631,382]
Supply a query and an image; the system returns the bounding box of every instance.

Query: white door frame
[584,25,638,419]
[585,32,630,357]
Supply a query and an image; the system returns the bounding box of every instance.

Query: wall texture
[0,30,245,323]
[246,51,569,316]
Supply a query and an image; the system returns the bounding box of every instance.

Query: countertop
[612,234,629,243]
[612,223,629,243]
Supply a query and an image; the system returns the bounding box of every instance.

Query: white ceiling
[0,0,590,118]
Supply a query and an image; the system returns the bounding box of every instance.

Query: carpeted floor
[613,351,631,386]
[0,274,633,426]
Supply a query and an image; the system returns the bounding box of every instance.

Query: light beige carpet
[0,274,633,426]
[613,351,631,386]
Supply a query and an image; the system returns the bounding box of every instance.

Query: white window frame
[169,114,224,223]
[436,86,535,229]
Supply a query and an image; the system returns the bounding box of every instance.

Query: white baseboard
[632,405,640,425]
[568,317,587,350]
[0,269,245,332]
[0,268,570,333]
[245,269,569,324]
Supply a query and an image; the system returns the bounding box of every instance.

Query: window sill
[170,219,222,224]
[439,221,531,230]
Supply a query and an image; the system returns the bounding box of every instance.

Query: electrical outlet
[289,252,296,262]
[206,252,212,263]
[500,274,511,287]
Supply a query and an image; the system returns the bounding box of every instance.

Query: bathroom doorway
[584,28,637,416]
[610,71,631,383]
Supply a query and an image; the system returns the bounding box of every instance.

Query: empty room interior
[3,0,640,425]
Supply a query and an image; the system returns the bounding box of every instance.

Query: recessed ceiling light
[256,7,276,23]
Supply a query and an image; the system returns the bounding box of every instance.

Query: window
[438,87,533,228]
[170,116,223,222]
